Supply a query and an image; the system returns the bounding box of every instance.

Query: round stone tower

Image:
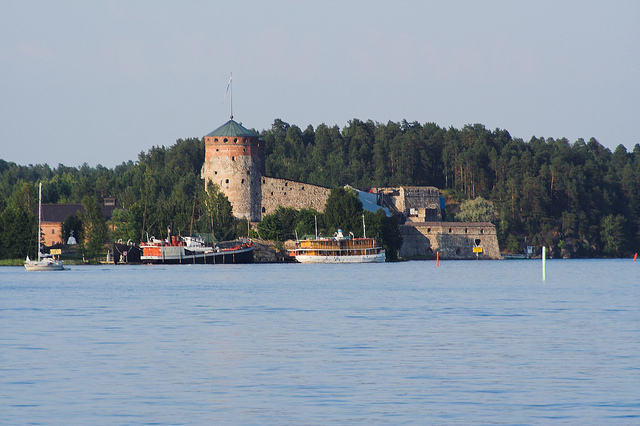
[201,119,264,222]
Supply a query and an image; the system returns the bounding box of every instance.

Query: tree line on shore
[1,118,638,259]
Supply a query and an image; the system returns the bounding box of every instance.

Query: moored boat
[25,183,64,271]
[140,234,253,264]
[24,253,64,271]
[113,240,142,264]
[290,229,385,263]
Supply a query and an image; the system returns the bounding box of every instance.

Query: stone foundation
[400,222,501,260]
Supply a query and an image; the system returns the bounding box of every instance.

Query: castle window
[225,179,229,184]
[465,228,468,233]
[284,192,286,196]
[427,228,431,233]
[247,171,250,175]
[214,171,217,175]
[285,182,288,187]
[449,228,452,233]
[262,207,266,213]
[214,138,218,142]
[271,192,273,195]
[234,138,238,143]
[52,229,55,234]
[224,138,228,143]
[241,179,245,184]
[263,179,265,184]
[480,229,484,234]
[216,149,219,152]
[301,186,305,190]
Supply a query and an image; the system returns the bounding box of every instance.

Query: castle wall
[399,222,501,260]
[261,177,331,217]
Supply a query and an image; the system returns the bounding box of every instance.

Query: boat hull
[295,250,385,264]
[113,242,142,264]
[24,260,64,271]
[141,246,253,264]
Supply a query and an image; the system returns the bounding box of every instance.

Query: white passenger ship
[290,229,385,263]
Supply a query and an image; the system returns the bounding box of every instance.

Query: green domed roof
[206,120,257,137]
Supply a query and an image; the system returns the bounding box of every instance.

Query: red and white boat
[140,234,253,264]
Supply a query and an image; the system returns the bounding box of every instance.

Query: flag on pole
[222,72,232,104]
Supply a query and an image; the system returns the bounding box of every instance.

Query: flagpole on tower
[223,72,233,120]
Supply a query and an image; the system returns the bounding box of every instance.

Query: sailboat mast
[37,182,42,261]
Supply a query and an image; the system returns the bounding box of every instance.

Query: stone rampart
[261,177,331,217]
[400,221,501,260]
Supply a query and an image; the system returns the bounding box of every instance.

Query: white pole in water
[542,246,546,281]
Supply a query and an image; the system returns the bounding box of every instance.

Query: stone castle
[201,119,500,259]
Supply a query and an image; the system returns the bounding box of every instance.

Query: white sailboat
[24,183,64,271]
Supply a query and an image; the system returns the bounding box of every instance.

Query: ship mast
[362,214,366,239]
[37,182,42,260]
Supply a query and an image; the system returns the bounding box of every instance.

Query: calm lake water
[1,260,638,424]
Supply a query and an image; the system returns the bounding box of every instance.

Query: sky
[1,0,639,168]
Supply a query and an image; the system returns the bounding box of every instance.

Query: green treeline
[263,119,640,258]
[1,118,639,259]
[0,139,239,260]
